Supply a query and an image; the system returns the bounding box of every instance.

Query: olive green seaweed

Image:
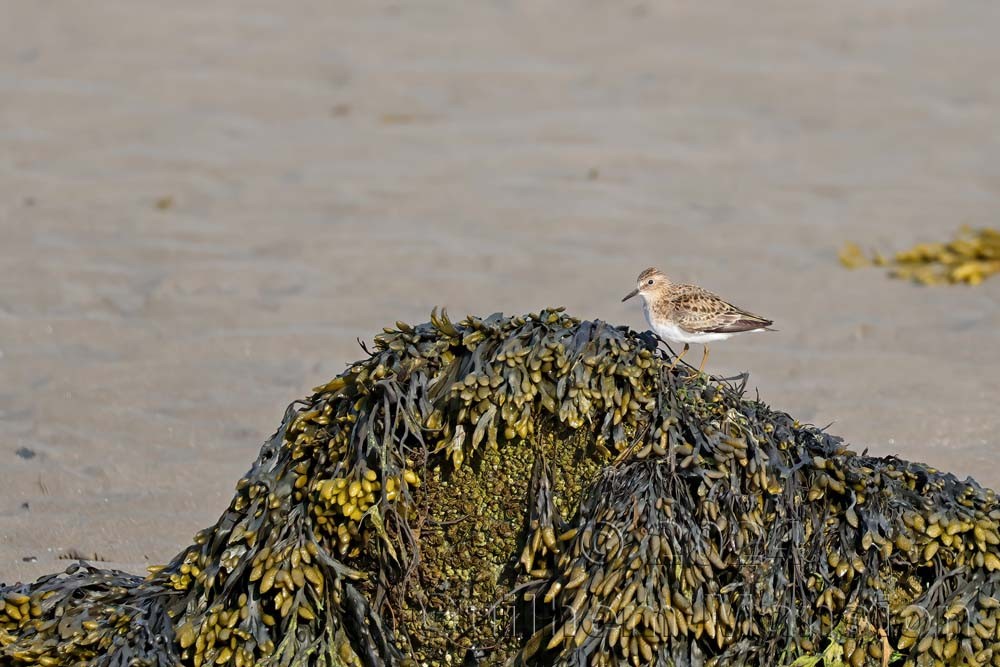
[2,308,999,667]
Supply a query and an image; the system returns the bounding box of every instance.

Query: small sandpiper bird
[622,267,774,374]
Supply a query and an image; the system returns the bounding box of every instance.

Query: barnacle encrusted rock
[2,308,999,667]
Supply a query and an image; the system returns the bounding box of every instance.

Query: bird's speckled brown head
[622,267,671,302]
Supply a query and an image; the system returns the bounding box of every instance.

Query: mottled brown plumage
[658,283,773,335]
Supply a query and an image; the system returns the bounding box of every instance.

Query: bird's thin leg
[684,345,710,379]
[697,345,710,374]
[667,343,689,371]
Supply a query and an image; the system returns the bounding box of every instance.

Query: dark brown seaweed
[2,308,998,667]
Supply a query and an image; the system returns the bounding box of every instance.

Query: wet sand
[2,1,999,583]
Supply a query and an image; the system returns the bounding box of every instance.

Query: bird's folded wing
[673,289,773,333]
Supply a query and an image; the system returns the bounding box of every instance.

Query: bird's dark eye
[647,279,654,285]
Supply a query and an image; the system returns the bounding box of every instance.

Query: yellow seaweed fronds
[841,227,1000,285]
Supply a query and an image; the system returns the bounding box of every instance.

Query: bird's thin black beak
[621,288,638,302]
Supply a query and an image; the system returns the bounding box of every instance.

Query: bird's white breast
[650,320,734,344]
[640,300,710,342]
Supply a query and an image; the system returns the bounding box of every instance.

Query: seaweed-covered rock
[2,308,999,667]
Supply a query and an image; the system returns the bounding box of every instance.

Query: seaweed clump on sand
[840,227,1000,285]
[2,308,1000,667]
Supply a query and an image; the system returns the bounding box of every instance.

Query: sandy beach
[2,1,999,585]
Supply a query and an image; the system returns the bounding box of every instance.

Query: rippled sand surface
[2,1,999,583]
